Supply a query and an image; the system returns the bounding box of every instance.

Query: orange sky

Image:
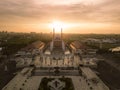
[0,0,120,34]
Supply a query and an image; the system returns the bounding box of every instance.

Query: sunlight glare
[52,21,63,33]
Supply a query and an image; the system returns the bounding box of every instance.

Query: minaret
[53,28,55,40]
[61,28,62,40]
[50,28,55,51]
[61,28,65,51]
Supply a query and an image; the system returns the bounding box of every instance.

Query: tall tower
[53,28,55,40]
[50,27,65,51]
[61,28,62,40]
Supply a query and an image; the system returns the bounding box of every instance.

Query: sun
[49,20,73,33]
[51,21,63,33]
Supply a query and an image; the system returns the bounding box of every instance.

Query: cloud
[0,0,120,24]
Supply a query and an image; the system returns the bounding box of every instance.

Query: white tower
[50,27,65,51]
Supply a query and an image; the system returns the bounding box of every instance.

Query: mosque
[50,28,66,59]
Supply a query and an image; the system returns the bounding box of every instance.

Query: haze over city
[0,0,120,33]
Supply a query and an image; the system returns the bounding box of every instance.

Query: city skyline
[0,0,120,34]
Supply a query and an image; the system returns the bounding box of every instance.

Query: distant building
[84,38,100,44]
[70,41,86,54]
[84,38,117,44]
[109,46,120,52]
[85,49,97,55]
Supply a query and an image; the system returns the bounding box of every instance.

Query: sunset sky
[0,0,120,34]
